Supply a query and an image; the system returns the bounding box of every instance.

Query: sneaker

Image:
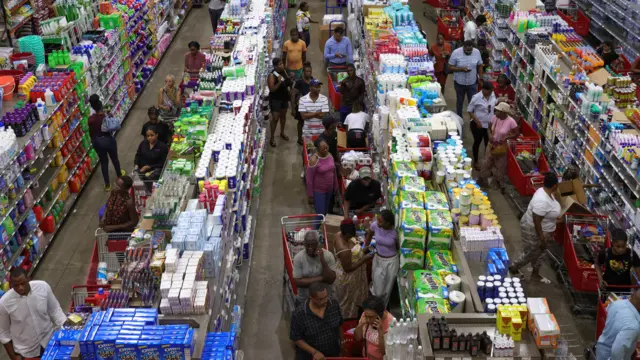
[300,170,305,179]
[120,170,126,176]
[104,184,111,191]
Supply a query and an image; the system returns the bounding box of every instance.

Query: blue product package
[109,317,133,322]
[123,321,147,328]
[94,335,117,360]
[486,263,497,276]
[138,343,162,360]
[161,342,185,360]
[133,316,157,325]
[115,340,138,360]
[103,309,115,323]
[113,308,136,315]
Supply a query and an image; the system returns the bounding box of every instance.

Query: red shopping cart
[596,285,640,338]
[506,138,551,196]
[69,284,112,312]
[95,228,131,273]
[328,65,348,112]
[436,9,464,42]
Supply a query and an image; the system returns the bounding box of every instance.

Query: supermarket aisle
[31,8,213,310]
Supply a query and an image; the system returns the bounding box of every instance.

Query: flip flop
[270,140,276,147]
[280,133,290,141]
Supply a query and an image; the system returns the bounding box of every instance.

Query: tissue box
[532,313,560,348]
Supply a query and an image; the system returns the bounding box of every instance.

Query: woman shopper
[306,139,337,215]
[467,81,496,170]
[493,74,515,105]
[296,2,316,46]
[509,172,560,283]
[184,41,206,77]
[135,125,169,183]
[365,210,399,308]
[477,102,519,191]
[431,33,452,92]
[100,175,139,233]
[141,107,171,145]
[267,57,292,147]
[333,219,374,318]
[88,95,124,191]
[157,75,181,118]
[355,296,395,360]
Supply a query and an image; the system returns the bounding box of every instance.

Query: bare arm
[282,51,288,67]
[302,51,307,64]
[291,87,299,114]
[294,340,322,359]
[337,249,372,273]
[354,322,366,342]
[595,252,605,286]
[158,89,168,110]
[294,276,325,288]
[320,250,337,284]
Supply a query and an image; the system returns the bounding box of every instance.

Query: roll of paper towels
[445,274,462,291]
[449,290,466,313]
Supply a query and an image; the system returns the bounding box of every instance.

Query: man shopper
[293,232,337,302]
[324,27,353,66]
[0,268,67,360]
[448,40,485,117]
[464,14,486,42]
[283,28,308,80]
[290,282,343,360]
[292,63,314,145]
[343,167,382,218]
[596,288,640,360]
[299,79,330,144]
[338,63,366,123]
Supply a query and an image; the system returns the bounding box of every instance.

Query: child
[595,228,640,289]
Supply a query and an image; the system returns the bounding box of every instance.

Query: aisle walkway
[31,8,213,308]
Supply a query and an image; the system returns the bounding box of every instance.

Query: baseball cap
[310,78,323,86]
[322,114,338,128]
[359,166,373,179]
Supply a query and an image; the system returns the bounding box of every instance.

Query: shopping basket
[69,284,112,312]
[95,228,131,272]
[596,284,640,338]
[436,9,463,41]
[561,214,611,293]
[506,138,550,196]
[328,65,348,112]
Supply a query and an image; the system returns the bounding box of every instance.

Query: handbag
[101,114,121,132]
[489,121,508,156]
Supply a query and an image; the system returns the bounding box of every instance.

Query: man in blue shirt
[596,288,640,360]
[448,40,484,117]
[324,27,353,65]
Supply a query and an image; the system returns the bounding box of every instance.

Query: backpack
[101,115,121,132]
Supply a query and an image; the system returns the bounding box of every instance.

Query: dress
[333,236,368,318]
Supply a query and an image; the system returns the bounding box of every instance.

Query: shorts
[269,99,289,112]
[287,68,303,80]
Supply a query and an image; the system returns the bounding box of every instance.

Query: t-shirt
[292,250,338,300]
[464,20,478,41]
[344,111,369,130]
[345,179,382,210]
[490,115,518,143]
[283,40,307,71]
[294,79,312,98]
[522,187,561,233]
[296,10,311,32]
[359,312,395,360]
[598,248,640,286]
[369,221,398,257]
[184,52,206,74]
[88,113,111,138]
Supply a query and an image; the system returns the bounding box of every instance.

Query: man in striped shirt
[299,79,330,140]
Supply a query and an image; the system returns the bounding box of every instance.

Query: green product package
[426,249,458,275]
[399,209,427,250]
[399,248,425,270]
[397,190,425,210]
[392,161,417,180]
[400,176,426,193]
[416,297,450,315]
[424,191,449,210]
[427,209,453,250]
[414,269,448,299]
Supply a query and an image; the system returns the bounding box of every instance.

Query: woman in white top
[509,172,560,283]
[344,102,369,148]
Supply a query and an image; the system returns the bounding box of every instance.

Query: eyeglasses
[488,105,492,113]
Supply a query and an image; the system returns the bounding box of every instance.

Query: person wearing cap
[315,115,339,164]
[338,63,366,123]
[477,102,519,191]
[343,167,382,218]
[299,79,330,146]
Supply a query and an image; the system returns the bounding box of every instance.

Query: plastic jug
[95,288,108,305]
[33,205,43,221]
[39,215,55,233]
[44,88,56,106]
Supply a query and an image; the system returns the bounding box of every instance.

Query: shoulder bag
[489,120,508,156]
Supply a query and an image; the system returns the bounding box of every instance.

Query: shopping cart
[95,228,131,273]
[69,284,112,312]
[519,117,540,139]
[281,214,328,314]
[506,138,551,196]
[423,0,450,22]
[327,65,348,112]
[596,285,640,338]
[436,9,464,43]
[131,172,154,214]
[548,213,611,315]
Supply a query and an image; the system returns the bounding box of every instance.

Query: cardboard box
[526,298,550,329]
[325,214,343,252]
[532,313,560,348]
[557,179,591,216]
[337,128,347,148]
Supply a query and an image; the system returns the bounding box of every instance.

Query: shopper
[365,210,399,308]
[333,219,374,318]
[184,41,206,77]
[0,268,67,360]
[208,0,225,34]
[493,74,515,105]
[141,107,171,145]
[467,82,496,169]
[267,57,293,147]
[306,139,338,215]
[509,172,560,283]
[100,175,139,233]
[292,63,314,145]
[290,282,342,360]
[283,29,308,80]
[135,125,169,183]
[595,228,640,289]
[448,40,485,117]
[299,79,330,147]
[88,95,124,191]
[338,63,366,123]
[431,33,452,92]
[157,74,181,119]
[477,39,490,80]
[596,288,640,360]
[324,27,353,66]
[477,102,519,191]
[344,102,369,148]
[293,231,337,302]
[355,295,395,360]
[464,14,486,42]
[597,40,620,67]
[343,167,382,218]
[315,115,339,163]
[296,2,316,47]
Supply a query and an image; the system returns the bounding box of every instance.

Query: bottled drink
[407,344,414,360]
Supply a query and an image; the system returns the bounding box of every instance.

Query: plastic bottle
[44,88,56,106]
[407,344,414,360]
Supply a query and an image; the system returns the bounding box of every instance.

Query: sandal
[280,133,290,141]
[297,138,303,146]
[270,140,277,147]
